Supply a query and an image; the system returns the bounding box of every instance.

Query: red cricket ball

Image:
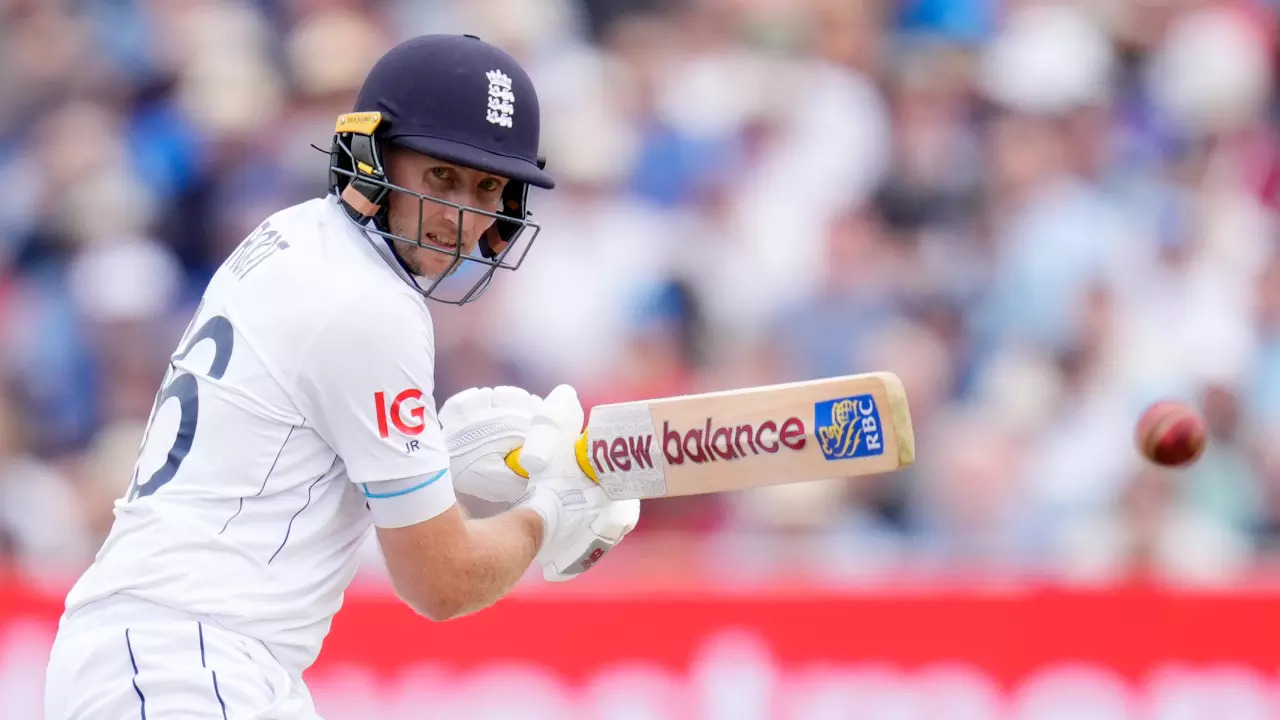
[1134,400,1207,467]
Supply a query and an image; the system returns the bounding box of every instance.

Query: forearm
[445,506,543,618]
[377,499,544,622]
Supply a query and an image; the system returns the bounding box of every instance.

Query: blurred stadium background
[3,0,1280,717]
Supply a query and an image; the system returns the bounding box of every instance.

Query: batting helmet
[329,34,555,304]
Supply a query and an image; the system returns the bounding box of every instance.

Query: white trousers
[44,597,319,719]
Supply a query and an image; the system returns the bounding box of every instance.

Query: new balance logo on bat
[588,394,887,476]
[589,417,807,475]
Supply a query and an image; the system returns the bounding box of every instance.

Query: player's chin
[418,251,467,279]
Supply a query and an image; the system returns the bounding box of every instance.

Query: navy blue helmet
[329,34,555,304]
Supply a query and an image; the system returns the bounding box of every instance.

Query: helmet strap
[341,185,381,219]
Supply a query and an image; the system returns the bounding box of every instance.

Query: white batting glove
[542,498,640,582]
[515,384,641,582]
[440,386,541,505]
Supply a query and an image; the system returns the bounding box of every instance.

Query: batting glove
[440,386,541,506]
[515,384,641,581]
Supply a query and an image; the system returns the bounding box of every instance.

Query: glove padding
[440,386,540,505]
[516,384,641,582]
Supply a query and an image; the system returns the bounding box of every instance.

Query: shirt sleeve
[294,287,454,497]
[359,470,455,528]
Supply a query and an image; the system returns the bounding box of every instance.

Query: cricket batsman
[43,34,640,719]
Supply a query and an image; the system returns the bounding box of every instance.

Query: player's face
[384,148,509,279]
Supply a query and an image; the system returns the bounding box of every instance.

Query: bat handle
[504,432,598,483]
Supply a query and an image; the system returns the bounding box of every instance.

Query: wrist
[514,485,557,552]
[510,505,544,551]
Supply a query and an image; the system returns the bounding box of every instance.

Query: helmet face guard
[328,111,542,305]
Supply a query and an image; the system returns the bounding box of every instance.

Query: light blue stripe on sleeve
[361,468,448,499]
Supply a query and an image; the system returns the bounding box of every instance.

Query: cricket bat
[504,371,914,500]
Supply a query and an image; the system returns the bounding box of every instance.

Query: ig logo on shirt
[375,389,426,453]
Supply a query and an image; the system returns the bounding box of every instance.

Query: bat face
[581,372,915,500]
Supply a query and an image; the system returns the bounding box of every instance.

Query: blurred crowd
[1,0,1278,589]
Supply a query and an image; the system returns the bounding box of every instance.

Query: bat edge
[872,371,916,469]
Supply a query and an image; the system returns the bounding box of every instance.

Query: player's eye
[478,178,501,193]
[430,167,452,182]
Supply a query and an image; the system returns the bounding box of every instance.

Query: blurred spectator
[974,2,1141,358]
[895,0,996,44]
[1180,383,1264,537]
[768,204,907,383]
[0,384,95,582]
[1250,251,1280,426]
[1056,464,1252,586]
[909,404,1035,575]
[1254,429,1280,553]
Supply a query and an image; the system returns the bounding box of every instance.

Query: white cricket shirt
[61,194,456,676]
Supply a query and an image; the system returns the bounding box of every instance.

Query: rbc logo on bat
[814,394,884,460]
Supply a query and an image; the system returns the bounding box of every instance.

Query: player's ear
[380,144,404,183]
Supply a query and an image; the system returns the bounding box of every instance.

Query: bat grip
[504,432,598,483]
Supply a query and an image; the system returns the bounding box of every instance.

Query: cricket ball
[1135,400,1207,467]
